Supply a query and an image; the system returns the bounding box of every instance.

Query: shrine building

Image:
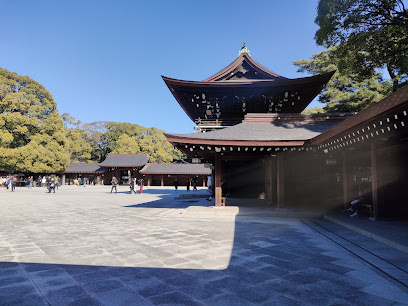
[163,45,408,220]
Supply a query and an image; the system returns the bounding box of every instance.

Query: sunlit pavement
[0,186,407,305]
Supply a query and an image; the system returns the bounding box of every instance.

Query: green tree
[294,48,391,112]
[112,133,140,154]
[82,121,108,162]
[62,113,92,162]
[315,0,408,90]
[0,68,70,173]
[302,107,326,114]
[83,121,183,163]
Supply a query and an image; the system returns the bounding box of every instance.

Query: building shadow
[1,191,402,305]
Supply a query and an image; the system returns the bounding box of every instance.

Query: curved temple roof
[165,113,353,150]
[162,48,334,122]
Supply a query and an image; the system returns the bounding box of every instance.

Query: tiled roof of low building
[99,153,149,167]
[140,163,211,175]
[166,113,354,142]
[65,163,106,174]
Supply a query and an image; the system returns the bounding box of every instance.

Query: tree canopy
[62,113,92,163]
[315,0,408,90]
[95,122,184,163]
[294,48,391,112]
[0,68,70,173]
[0,67,184,173]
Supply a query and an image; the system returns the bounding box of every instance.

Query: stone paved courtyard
[1,186,408,305]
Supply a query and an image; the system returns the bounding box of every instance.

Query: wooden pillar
[203,176,206,187]
[277,152,285,208]
[161,175,164,186]
[265,157,273,204]
[215,153,222,206]
[342,152,349,209]
[147,176,151,186]
[62,174,66,186]
[371,144,379,219]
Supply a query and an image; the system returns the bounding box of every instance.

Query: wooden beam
[215,153,222,206]
[342,152,349,209]
[265,157,273,204]
[221,155,265,161]
[371,144,379,219]
[161,175,164,186]
[277,153,284,208]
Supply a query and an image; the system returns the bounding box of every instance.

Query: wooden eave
[164,133,304,147]
[307,85,408,145]
[162,71,335,88]
[203,53,286,81]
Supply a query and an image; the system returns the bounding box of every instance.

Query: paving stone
[147,290,202,306]
[0,283,41,303]
[72,270,114,283]
[22,262,61,273]
[203,292,253,305]
[93,287,153,306]
[81,279,125,294]
[63,264,104,275]
[138,281,177,298]
[1,186,407,305]
[360,282,408,304]
[0,292,49,306]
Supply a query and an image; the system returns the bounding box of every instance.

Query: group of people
[110,176,145,194]
[1,175,59,193]
[1,175,18,191]
[72,177,87,186]
[37,176,59,192]
[174,176,200,192]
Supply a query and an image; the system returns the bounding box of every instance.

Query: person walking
[138,177,144,194]
[11,176,17,192]
[207,176,212,193]
[28,176,33,189]
[46,176,51,192]
[174,178,179,191]
[111,176,118,194]
[130,178,136,194]
[41,176,46,188]
[192,176,198,191]
[48,177,56,193]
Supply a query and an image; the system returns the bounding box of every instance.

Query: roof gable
[203,53,286,82]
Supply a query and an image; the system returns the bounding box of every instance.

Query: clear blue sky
[1,0,324,134]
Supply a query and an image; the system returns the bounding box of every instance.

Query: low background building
[64,163,106,185]
[140,163,211,186]
[98,153,150,185]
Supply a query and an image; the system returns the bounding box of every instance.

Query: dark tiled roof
[65,163,106,174]
[99,154,149,167]
[140,163,211,175]
[167,113,353,142]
